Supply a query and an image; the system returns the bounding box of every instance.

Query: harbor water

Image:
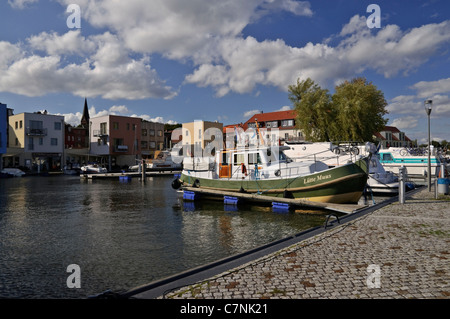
[0,175,329,298]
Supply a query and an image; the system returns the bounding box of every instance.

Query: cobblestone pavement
[162,187,450,299]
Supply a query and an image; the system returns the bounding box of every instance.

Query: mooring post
[399,166,406,204]
[141,159,146,182]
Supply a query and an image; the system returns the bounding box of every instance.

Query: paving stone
[161,187,450,299]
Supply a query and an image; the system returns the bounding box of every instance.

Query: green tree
[288,78,335,142]
[289,77,388,142]
[332,78,388,142]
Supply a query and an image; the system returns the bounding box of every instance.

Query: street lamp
[424,100,432,191]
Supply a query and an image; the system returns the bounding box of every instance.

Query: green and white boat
[174,145,369,204]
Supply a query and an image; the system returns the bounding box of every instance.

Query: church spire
[81,98,90,128]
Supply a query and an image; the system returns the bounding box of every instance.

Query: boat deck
[81,170,181,179]
[182,186,367,214]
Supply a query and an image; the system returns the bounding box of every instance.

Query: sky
[0,0,449,144]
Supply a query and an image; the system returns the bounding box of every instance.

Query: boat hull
[180,158,368,204]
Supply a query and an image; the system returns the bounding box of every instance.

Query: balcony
[93,130,108,137]
[26,128,47,136]
[115,145,128,152]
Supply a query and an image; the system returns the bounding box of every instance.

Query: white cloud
[390,116,419,130]
[412,77,450,98]
[109,105,129,114]
[28,30,96,56]
[0,32,176,100]
[8,0,38,9]
[186,16,450,96]
[243,109,262,118]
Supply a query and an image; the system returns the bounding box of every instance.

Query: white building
[6,111,65,172]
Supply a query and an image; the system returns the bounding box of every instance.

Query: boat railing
[287,147,368,167]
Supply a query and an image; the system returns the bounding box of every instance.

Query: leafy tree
[332,78,388,142]
[288,78,335,142]
[289,77,388,142]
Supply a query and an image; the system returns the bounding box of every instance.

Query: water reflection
[0,175,326,298]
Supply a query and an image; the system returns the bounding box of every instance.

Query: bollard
[399,166,406,204]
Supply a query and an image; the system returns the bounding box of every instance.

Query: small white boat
[64,163,81,175]
[130,150,182,171]
[366,155,399,194]
[284,142,400,194]
[1,168,26,177]
[80,164,107,174]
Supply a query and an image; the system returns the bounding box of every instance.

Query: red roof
[243,110,296,130]
[382,126,401,133]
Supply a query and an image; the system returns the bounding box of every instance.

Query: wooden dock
[80,170,181,180]
[182,186,367,214]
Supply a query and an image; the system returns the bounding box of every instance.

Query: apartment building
[7,111,65,172]
[182,120,223,157]
[243,110,304,143]
[89,115,141,169]
[141,120,164,159]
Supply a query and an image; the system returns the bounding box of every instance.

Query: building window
[141,141,148,149]
[150,129,155,136]
[266,121,278,128]
[15,121,18,129]
[101,122,108,134]
[127,123,130,130]
[28,137,34,150]
[149,141,156,149]
[113,122,119,130]
[142,129,147,136]
[54,122,62,130]
[51,138,58,146]
[39,137,43,145]
[15,138,19,146]
[281,119,294,127]
[157,130,163,137]
[20,120,22,129]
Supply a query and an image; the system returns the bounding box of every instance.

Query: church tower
[80,98,90,129]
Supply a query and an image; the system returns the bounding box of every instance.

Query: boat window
[248,153,262,165]
[382,153,393,161]
[268,149,292,163]
[234,153,245,166]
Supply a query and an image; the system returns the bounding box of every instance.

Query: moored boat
[378,147,447,178]
[80,164,107,174]
[173,145,369,204]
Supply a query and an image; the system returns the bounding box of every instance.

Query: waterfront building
[0,103,7,170]
[89,115,142,170]
[140,120,165,160]
[6,111,65,172]
[182,120,223,157]
[243,110,304,143]
[374,126,412,148]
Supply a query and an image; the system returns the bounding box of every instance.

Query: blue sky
[0,0,449,144]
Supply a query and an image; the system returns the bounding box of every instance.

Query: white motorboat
[80,164,107,174]
[130,150,182,171]
[1,168,26,177]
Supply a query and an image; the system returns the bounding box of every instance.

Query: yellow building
[182,120,223,157]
